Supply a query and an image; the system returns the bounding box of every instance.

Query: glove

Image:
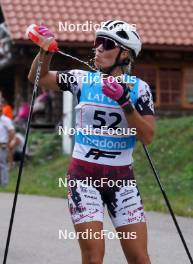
[102,78,135,114]
[26,24,58,52]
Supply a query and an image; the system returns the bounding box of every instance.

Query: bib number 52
[93,110,122,129]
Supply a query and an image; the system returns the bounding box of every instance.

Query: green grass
[1,116,193,217]
[1,132,70,198]
[133,116,193,217]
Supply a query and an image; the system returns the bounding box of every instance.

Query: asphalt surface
[0,193,193,264]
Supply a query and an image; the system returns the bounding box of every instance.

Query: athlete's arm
[124,111,155,145]
[102,79,155,145]
[127,81,155,145]
[28,49,59,90]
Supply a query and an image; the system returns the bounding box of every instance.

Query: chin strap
[100,48,129,75]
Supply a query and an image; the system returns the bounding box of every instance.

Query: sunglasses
[94,37,119,50]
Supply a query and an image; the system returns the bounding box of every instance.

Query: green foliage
[1,116,193,217]
[134,116,193,217]
[1,131,70,198]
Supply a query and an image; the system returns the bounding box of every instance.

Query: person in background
[14,101,30,129]
[0,101,15,186]
[9,127,28,165]
[2,97,13,120]
[32,89,53,122]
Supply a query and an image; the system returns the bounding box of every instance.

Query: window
[133,64,157,103]
[184,68,193,104]
[159,68,182,105]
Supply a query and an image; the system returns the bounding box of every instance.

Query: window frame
[158,66,182,106]
[134,63,159,107]
[182,66,193,109]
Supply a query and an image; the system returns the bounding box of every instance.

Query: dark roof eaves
[11,40,193,52]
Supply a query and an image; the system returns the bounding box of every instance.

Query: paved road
[0,193,193,264]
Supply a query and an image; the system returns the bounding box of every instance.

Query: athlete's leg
[116,222,150,264]
[106,183,150,263]
[74,221,105,264]
[68,177,105,264]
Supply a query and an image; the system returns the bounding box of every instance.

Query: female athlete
[28,20,155,264]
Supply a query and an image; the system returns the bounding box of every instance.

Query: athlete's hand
[102,78,134,113]
[26,24,58,52]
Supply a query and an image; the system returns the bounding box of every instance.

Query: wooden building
[0,0,193,121]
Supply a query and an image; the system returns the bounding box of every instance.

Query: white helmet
[96,20,142,57]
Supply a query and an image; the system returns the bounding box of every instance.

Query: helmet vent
[103,20,114,27]
[109,22,124,30]
[116,30,129,39]
[132,31,140,39]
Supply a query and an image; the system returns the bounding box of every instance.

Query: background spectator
[0,101,15,186]
[2,98,13,120]
[9,127,28,164]
[14,101,30,129]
